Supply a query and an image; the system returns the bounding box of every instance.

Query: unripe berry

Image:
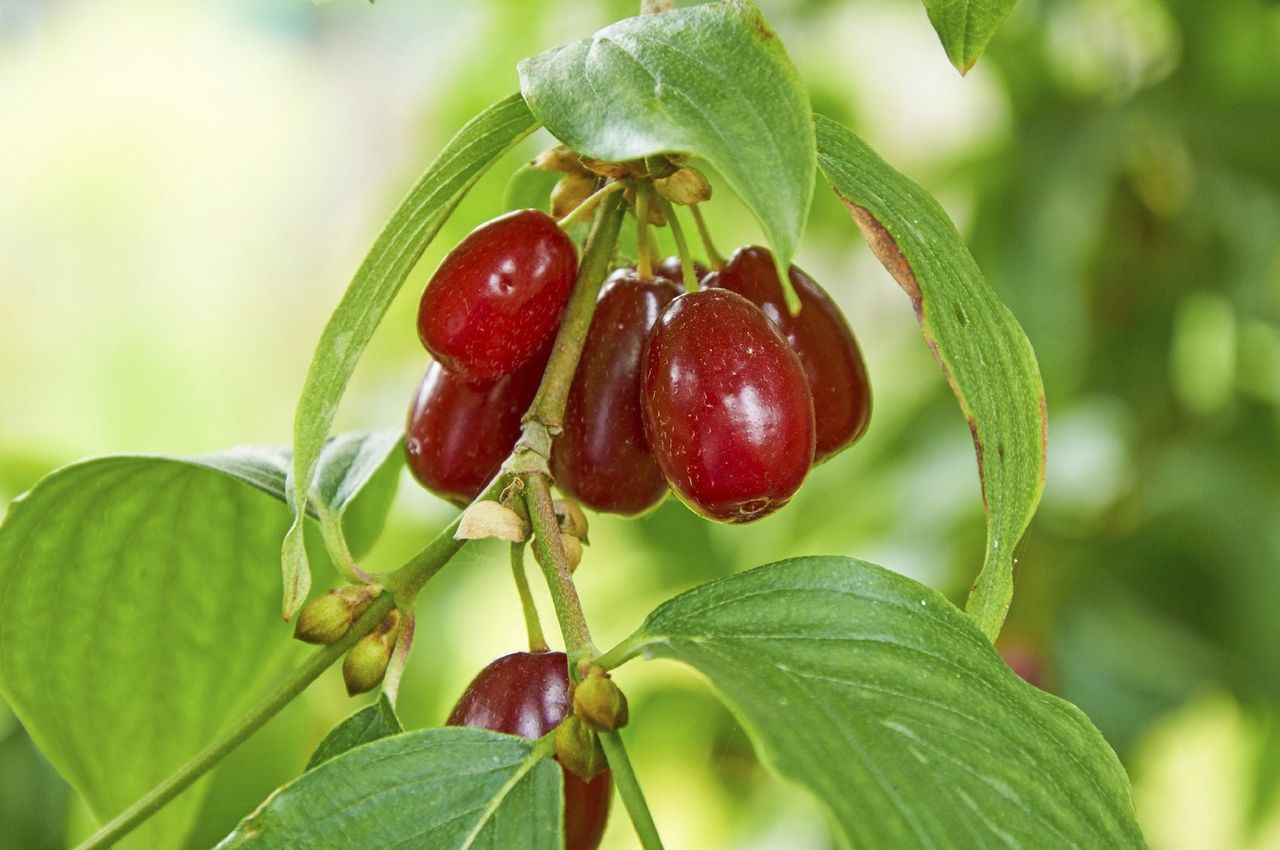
[342,611,401,697]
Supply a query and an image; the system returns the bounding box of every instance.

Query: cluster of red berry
[405,182,870,524]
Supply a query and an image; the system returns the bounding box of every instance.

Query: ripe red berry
[404,345,550,506]
[641,288,815,523]
[448,651,611,850]
[706,246,871,462]
[552,270,679,515]
[418,209,578,382]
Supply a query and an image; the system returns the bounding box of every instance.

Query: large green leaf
[815,114,1045,640]
[0,451,302,849]
[921,0,1019,74]
[218,728,563,849]
[304,693,402,771]
[519,0,814,270]
[605,556,1146,849]
[283,93,540,619]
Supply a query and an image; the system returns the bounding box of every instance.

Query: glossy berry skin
[417,209,578,382]
[404,345,549,507]
[641,288,815,523]
[552,271,679,515]
[706,246,871,463]
[654,255,709,286]
[448,652,611,850]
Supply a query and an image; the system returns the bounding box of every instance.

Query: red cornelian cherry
[706,246,871,462]
[417,209,578,382]
[404,345,550,506]
[448,651,611,850]
[641,288,815,523]
[552,270,679,515]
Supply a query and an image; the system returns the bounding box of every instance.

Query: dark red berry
[448,651,611,850]
[654,256,709,286]
[641,288,815,523]
[707,246,871,462]
[404,346,550,506]
[552,271,679,515]
[418,209,578,382]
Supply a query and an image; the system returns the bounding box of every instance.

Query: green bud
[341,610,401,696]
[573,674,629,731]
[554,715,608,781]
[292,585,379,645]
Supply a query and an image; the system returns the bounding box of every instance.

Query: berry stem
[689,203,725,270]
[557,179,625,231]
[523,472,597,663]
[636,187,654,281]
[599,730,666,850]
[656,198,699,293]
[510,542,549,652]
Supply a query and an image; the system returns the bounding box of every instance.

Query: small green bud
[293,592,351,645]
[554,715,608,781]
[341,610,401,696]
[573,674,629,731]
[293,585,377,645]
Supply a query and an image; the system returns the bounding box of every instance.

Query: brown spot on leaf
[966,415,989,512]
[845,202,923,315]
[752,17,777,42]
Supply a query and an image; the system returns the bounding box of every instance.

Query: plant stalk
[524,473,597,663]
[510,542,548,652]
[525,194,624,436]
[656,198,698,292]
[600,730,666,850]
[689,203,725,269]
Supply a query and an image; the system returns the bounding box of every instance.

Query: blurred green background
[2,0,1278,847]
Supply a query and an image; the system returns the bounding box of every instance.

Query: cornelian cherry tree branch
[78,187,631,850]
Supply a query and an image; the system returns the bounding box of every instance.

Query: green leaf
[304,693,403,771]
[607,556,1146,849]
[0,451,303,849]
[283,93,540,620]
[921,0,1019,74]
[519,0,815,270]
[815,114,1045,640]
[309,431,403,575]
[503,164,559,214]
[219,728,563,849]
